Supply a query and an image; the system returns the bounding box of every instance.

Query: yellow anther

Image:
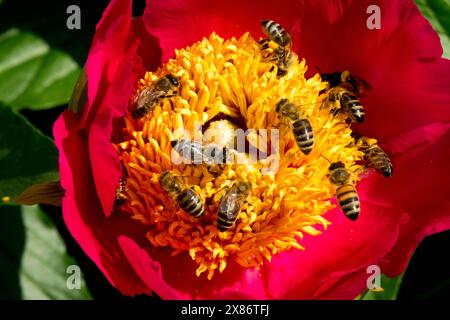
[113,32,364,279]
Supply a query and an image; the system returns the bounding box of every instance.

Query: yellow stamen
[113,32,365,279]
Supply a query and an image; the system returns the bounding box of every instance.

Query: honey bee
[159,171,204,218]
[321,70,371,96]
[217,181,251,231]
[171,139,205,165]
[324,86,365,124]
[261,19,291,47]
[131,73,180,119]
[115,178,127,206]
[358,136,393,177]
[260,19,294,77]
[328,161,360,221]
[276,98,314,155]
[171,138,234,171]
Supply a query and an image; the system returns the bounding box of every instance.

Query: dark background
[1,0,449,300]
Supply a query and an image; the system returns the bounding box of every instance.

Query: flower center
[113,32,364,280]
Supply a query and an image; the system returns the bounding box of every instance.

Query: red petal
[364,123,450,277]
[295,0,443,71]
[131,17,162,72]
[81,0,162,217]
[263,201,408,299]
[293,0,450,141]
[312,269,370,300]
[82,0,137,217]
[53,111,150,295]
[144,0,300,62]
[118,236,271,299]
[307,123,450,298]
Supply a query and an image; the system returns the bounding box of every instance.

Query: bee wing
[349,76,372,96]
[134,89,166,108]
[220,189,240,220]
[203,144,232,164]
[190,141,206,164]
[337,82,354,92]
[174,140,204,164]
[68,67,87,113]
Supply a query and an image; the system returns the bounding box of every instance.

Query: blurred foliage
[0,29,80,110]
[416,0,450,58]
[0,205,91,299]
[0,105,59,202]
[357,274,404,300]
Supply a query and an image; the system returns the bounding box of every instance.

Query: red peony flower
[54,0,450,299]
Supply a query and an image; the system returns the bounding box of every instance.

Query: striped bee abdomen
[367,146,393,177]
[177,189,204,218]
[131,105,150,119]
[217,214,238,232]
[261,20,291,46]
[217,193,240,232]
[340,92,365,123]
[292,118,314,155]
[336,184,360,221]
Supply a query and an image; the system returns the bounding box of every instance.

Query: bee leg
[344,118,353,126]
[341,70,351,83]
[258,38,270,46]
[162,93,177,98]
[206,164,222,177]
[326,107,341,123]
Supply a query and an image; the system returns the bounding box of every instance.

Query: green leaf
[416,0,450,58]
[0,105,59,202]
[0,28,80,110]
[357,273,404,300]
[0,205,92,299]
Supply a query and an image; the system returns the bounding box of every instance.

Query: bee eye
[167,74,180,86]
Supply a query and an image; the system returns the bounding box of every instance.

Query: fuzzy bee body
[276,98,314,155]
[321,70,371,95]
[261,20,291,46]
[327,87,365,123]
[328,161,360,221]
[176,189,205,218]
[159,171,204,218]
[131,74,180,119]
[171,138,233,176]
[217,181,251,231]
[335,184,360,221]
[260,20,293,77]
[292,118,314,155]
[366,145,393,177]
[114,178,127,206]
[171,139,205,164]
[358,136,393,177]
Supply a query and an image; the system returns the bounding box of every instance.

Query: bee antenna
[320,154,330,162]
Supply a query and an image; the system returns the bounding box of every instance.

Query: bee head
[276,98,298,121]
[261,19,270,29]
[351,131,362,141]
[159,171,181,192]
[275,98,288,113]
[319,70,342,88]
[170,140,179,148]
[166,74,180,88]
[237,181,251,195]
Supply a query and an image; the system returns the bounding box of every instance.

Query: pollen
[113,33,365,280]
